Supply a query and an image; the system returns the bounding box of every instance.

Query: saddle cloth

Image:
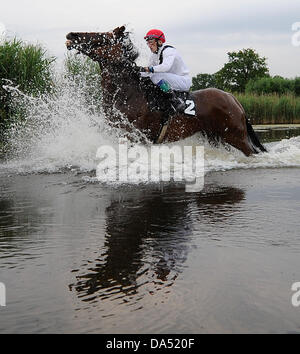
[174,91,196,116]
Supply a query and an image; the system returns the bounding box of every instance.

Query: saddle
[140,77,196,119]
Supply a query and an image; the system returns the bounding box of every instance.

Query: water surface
[0,127,300,334]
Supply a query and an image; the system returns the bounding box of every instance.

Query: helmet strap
[156,33,163,47]
[155,37,163,54]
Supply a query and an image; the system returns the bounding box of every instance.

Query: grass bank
[235,93,300,125]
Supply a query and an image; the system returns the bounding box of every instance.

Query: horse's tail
[246,118,268,153]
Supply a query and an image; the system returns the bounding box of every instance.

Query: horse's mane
[121,31,139,63]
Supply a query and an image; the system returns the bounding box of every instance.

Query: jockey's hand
[137,66,154,73]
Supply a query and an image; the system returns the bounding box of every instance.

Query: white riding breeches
[149,73,192,92]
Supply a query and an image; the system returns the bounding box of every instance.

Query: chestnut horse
[65,26,266,156]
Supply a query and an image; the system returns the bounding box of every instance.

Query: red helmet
[144,29,166,43]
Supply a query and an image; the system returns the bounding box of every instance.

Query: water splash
[1,72,300,179]
[204,135,300,172]
[1,72,148,174]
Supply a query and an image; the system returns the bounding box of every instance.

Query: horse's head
[66,26,138,65]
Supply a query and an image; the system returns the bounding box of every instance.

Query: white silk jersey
[141,44,192,91]
[149,45,190,76]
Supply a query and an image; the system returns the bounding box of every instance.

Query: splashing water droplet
[0,22,6,39]
[2,69,148,174]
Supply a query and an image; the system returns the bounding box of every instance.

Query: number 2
[184,100,196,116]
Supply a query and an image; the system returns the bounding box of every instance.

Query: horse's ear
[113,26,126,38]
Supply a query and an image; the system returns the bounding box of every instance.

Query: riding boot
[157,80,185,114]
[168,91,186,113]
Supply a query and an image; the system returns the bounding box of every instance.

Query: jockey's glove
[137,66,154,73]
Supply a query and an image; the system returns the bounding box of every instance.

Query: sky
[1,0,300,78]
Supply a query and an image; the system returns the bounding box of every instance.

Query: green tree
[215,48,269,92]
[191,73,216,90]
[245,76,295,95]
[294,77,300,96]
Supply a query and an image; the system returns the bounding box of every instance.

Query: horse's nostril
[66,32,76,40]
[65,40,73,48]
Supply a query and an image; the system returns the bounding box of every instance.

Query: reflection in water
[0,199,14,230]
[0,195,50,263]
[69,185,245,315]
[2,157,299,332]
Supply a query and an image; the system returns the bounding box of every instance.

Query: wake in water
[1,69,300,180]
[204,135,300,172]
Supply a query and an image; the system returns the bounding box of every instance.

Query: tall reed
[235,93,300,124]
[0,38,55,140]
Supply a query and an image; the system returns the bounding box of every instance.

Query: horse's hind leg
[224,135,255,156]
[238,141,257,156]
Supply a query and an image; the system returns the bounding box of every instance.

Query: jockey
[140,29,192,113]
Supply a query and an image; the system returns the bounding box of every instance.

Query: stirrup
[171,96,185,113]
[174,99,185,113]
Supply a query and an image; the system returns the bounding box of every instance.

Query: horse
[65,26,267,156]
